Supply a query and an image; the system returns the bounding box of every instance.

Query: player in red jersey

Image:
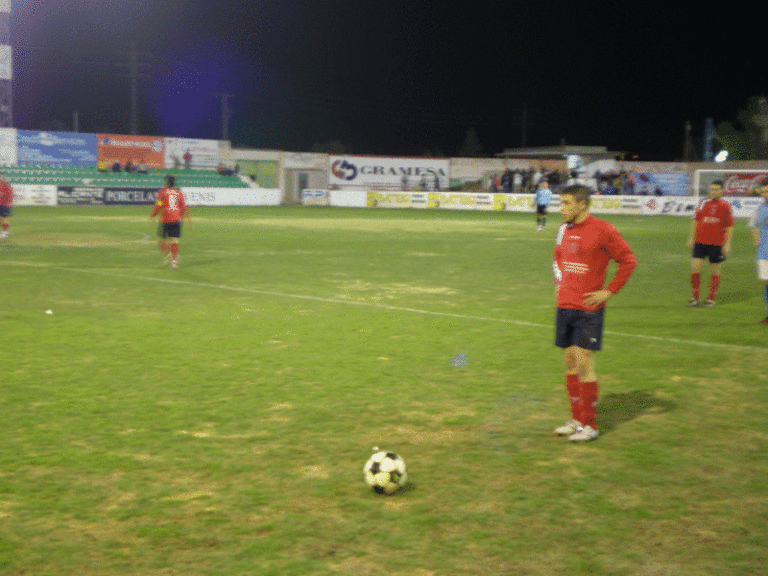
[0,172,13,239]
[687,180,733,307]
[552,185,637,442]
[150,175,190,268]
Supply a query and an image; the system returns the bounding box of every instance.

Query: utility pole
[216,93,233,141]
[122,42,152,135]
[683,120,696,161]
[35,44,152,134]
[521,103,528,148]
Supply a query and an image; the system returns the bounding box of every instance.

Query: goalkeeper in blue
[534,180,553,231]
[749,184,768,324]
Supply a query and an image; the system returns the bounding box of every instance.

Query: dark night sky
[9,0,767,160]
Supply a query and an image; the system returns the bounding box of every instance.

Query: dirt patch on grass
[333,280,457,302]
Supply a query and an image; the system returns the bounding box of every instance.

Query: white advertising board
[301,189,330,206]
[13,184,58,206]
[165,138,220,169]
[183,187,281,207]
[329,156,449,190]
[329,190,367,208]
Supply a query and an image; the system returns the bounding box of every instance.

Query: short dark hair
[560,184,592,206]
[165,175,175,187]
[711,180,724,188]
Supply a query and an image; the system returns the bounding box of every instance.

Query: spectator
[216,163,236,177]
[513,169,522,193]
[501,169,512,193]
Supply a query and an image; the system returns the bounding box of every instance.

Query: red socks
[692,272,721,302]
[691,273,700,300]
[708,275,720,301]
[170,243,179,259]
[566,374,599,430]
[566,374,581,422]
[580,381,599,429]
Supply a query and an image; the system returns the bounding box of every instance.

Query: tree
[715,95,768,160]
[457,127,484,158]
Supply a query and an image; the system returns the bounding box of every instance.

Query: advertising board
[13,184,57,206]
[98,134,165,169]
[165,138,220,169]
[329,156,449,190]
[17,130,98,166]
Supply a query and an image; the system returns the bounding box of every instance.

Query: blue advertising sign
[17,130,98,166]
[630,173,690,196]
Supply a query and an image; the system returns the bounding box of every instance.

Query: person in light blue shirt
[534,180,553,231]
[748,185,768,324]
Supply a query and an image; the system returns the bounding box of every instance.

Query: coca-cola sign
[723,173,768,195]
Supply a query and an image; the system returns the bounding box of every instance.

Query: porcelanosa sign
[329,156,449,189]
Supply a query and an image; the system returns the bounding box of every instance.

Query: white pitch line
[5,260,767,354]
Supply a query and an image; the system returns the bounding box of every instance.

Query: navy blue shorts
[536,204,548,215]
[555,308,605,351]
[0,205,10,218]
[692,243,725,263]
[159,222,181,239]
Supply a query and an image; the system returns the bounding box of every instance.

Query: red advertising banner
[723,172,767,196]
[97,134,166,169]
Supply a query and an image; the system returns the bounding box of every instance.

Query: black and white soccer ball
[363,449,408,494]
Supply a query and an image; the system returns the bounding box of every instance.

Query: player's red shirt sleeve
[603,225,638,294]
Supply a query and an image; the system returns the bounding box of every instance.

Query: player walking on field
[552,185,637,442]
[749,184,768,324]
[534,180,553,231]
[150,175,189,269]
[0,172,13,239]
[687,180,734,307]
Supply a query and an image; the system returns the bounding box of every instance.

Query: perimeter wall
[4,127,768,211]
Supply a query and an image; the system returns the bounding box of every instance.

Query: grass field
[1,205,766,576]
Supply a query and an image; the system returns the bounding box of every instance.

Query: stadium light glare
[714,150,729,163]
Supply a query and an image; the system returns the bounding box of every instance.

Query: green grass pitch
[0,205,766,576]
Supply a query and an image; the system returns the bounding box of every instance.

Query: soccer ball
[363,449,408,494]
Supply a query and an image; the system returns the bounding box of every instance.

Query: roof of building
[498,145,626,160]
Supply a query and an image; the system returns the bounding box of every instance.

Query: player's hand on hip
[584,289,611,308]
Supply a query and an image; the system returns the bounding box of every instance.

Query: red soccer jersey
[553,215,638,312]
[152,187,187,223]
[0,180,13,206]
[693,197,734,246]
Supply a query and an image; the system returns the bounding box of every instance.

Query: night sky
[9,0,767,160]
